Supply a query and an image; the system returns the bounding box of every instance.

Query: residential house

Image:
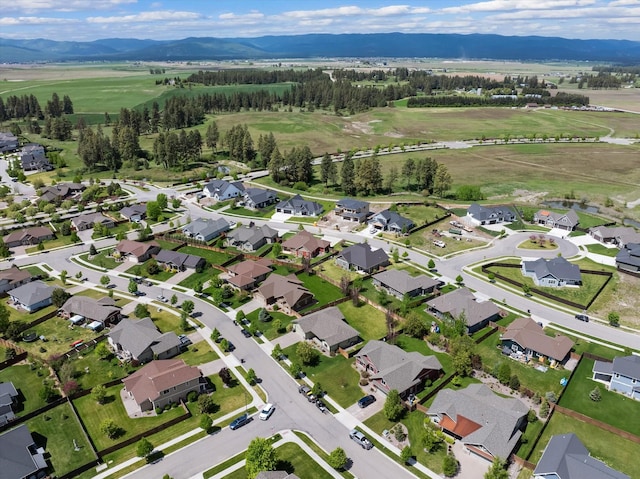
[592,355,640,401]
[155,249,206,272]
[0,266,33,294]
[616,243,640,273]
[589,225,640,248]
[4,227,54,248]
[226,259,273,290]
[39,182,84,203]
[119,204,147,223]
[534,209,579,231]
[181,218,230,242]
[71,212,115,231]
[9,281,53,313]
[522,257,582,287]
[122,359,205,412]
[533,433,630,479]
[0,424,48,479]
[60,296,121,326]
[275,194,323,217]
[281,230,330,258]
[255,274,314,313]
[19,144,52,171]
[356,340,442,398]
[501,317,574,364]
[293,307,360,353]
[242,187,277,209]
[108,318,182,363]
[114,240,160,263]
[202,179,244,201]
[369,209,415,233]
[336,243,389,274]
[372,269,442,299]
[0,382,19,426]
[225,224,279,252]
[0,132,18,152]
[335,198,370,223]
[425,287,501,334]
[427,383,528,461]
[466,203,516,225]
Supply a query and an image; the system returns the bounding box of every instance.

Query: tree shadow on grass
[275,459,294,474]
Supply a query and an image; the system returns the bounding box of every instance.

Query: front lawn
[150,308,187,334]
[78,250,120,270]
[585,243,619,257]
[126,263,174,282]
[557,357,640,436]
[0,363,50,415]
[179,340,219,366]
[245,308,296,340]
[25,234,80,253]
[27,402,96,477]
[298,272,344,310]
[338,301,388,341]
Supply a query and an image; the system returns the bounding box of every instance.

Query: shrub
[187,391,198,403]
[589,386,602,402]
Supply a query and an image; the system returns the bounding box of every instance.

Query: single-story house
[71,212,115,231]
[108,317,182,364]
[589,225,640,248]
[225,224,279,252]
[4,226,54,248]
[501,317,574,364]
[202,179,244,201]
[592,355,640,401]
[427,383,528,461]
[0,266,33,295]
[119,204,147,223]
[334,198,370,223]
[534,209,579,231]
[19,144,52,172]
[9,281,54,313]
[255,273,314,314]
[356,340,442,398]
[336,243,389,274]
[466,203,516,225]
[242,187,277,209]
[122,359,205,412]
[39,182,84,203]
[293,307,360,353]
[155,249,206,272]
[181,217,230,242]
[369,209,414,233]
[522,257,582,287]
[226,259,273,290]
[372,269,442,299]
[0,382,19,426]
[0,424,48,479]
[275,194,323,217]
[425,287,501,334]
[60,296,121,326]
[281,230,330,258]
[615,243,640,273]
[0,132,18,152]
[533,433,630,479]
[114,240,160,263]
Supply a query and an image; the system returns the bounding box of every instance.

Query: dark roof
[0,266,32,286]
[0,424,47,479]
[4,226,53,244]
[276,194,323,216]
[155,249,204,269]
[535,209,580,227]
[523,257,581,283]
[182,217,229,239]
[257,274,313,309]
[226,224,278,248]
[61,296,120,323]
[371,209,414,230]
[616,243,640,268]
[120,204,146,218]
[467,203,516,222]
[244,187,276,205]
[336,198,369,209]
[534,433,629,479]
[202,179,244,196]
[109,318,180,360]
[612,355,640,380]
[338,243,389,271]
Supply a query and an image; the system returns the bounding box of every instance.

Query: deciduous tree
[245,437,278,479]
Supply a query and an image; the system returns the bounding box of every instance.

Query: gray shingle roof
[426,287,500,329]
[243,187,276,205]
[372,269,440,295]
[0,425,47,479]
[294,307,359,349]
[467,203,516,222]
[109,318,180,360]
[523,257,582,283]
[337,243,389,271]
[616,243,640,268]
[155,249,204,269]
[182,217,229,240]
[611,355,640,381]
[120,204,147,219]
[276,194,323,216]
[371,209,414,231]
[202,179,244,196]
[9,280,53,307]
[502,317,574,361]
[73,212,113,229]
[336,198,369,209]
[61,296,120,323]
[534,433,629,479]
[226,224,278,249]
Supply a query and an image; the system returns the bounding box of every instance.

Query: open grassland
[589,270,640,327]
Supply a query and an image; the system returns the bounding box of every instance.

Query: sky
[2,0,640,42]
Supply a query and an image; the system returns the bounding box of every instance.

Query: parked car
[349,429,373,450]
[575,314,589,322]
[241,329,252,338]
[433,240,446,248]
[178,335,192,347]
[259,403,275,421]
[229,414,250,430]
[298,385,316,402]
[357,395,376,409]
[133,291,146,296]
[316,400,327,413]
[157,295,168,303]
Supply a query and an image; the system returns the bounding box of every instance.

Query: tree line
[407,92,589,108]
[0,92,72,121]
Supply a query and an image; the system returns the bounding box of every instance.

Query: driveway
[451,439,490,479]
[345,391,384,422]
[164,270,192,285]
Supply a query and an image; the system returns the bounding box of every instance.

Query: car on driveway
[259,403,275,421]
[178,335,192,348]
[357,395,376,408]
[229,414,250,430]
[349,429,373,450]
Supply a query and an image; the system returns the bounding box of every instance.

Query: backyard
[244,308,296,340]
[177,245,237,266]
[0,363,50,415]
[313,259,359,283]
[66,345,137,390]
[338,301,388,341]
[297,272,344,311]
[16,317,104,358]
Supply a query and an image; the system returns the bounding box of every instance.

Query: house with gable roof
[281,230,330,258]
[60,295,121,326]
[356,340,442,398]
[275,194,323,217]
[0,382,19,426]
[522,257,582,287]
[501,317,574,364]
[202,179,244,201]
[369,209,415,233]
[155,249,205,272]
[119,204,147,223]
[39,182,84,203]
[19,144,52,171]
[0,424,48,479]
[335,198,370,223]
[9,281,53,313]
[225,258,273,290]
[225,224,279,252]
[372,269,442,299]
[534,209,579,231]
[425,287,501,334]
[592,355,640,401]
[108,317,181,363]
[181,217,230,242]
[336,243,389,274]
[615,242,640,273]
[0,266,33,295]
[427,383,528,461]
[0,131,19,152]
[255,274,314,313]
[589,225,640,248]
[466,203,516,225]
[242,187,277,209]
[293,307,360,353]
[4,226,54,248]
[533,433,629,479]
[71,212,115,231]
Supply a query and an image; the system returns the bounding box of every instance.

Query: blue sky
[2,1,640,42]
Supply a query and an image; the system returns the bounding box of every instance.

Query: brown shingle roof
[281,230,329,253]
[122,359,201,406]
[4,226,53,244]
[257,273,313,309]
[502,317,574,361]
[115,240,160,258]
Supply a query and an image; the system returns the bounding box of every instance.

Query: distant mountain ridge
[1,33,639,63]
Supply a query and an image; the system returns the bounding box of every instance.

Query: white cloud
[218,11,265,21]
[608,0,640,5]
[87,10,201,24]
[0,16,78,25]
[282,5,430,20]
[4,0,136,12]
[440,0,596,14]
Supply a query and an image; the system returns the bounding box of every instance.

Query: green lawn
[338,301,388,341]
[67,347,137,390]
[150,308,186,334]
[78,250,120,270]
[517,239,559,250]
[27,402,97,476]
[574,211,611,229]
[179,340,219,366]
[298,272,344,311]
[2,297,57,323]
[245,308,296,340]
[126,263,174,282]
[178,268,220,290]
[585,243,620,257]
[225,204,276,219]
[557,357,640,436]
[25,234,80,253]
[0,363,50,415]
[528,411,637,478]
[314,260,359,283]
[177,245,236,266]
[17,317,104,359]
[395,204,448,227]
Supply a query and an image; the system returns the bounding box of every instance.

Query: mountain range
[1,33,639,63]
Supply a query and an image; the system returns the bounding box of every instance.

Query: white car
[259,403,275,421]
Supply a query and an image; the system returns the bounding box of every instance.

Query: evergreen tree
[341,155,356,195]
